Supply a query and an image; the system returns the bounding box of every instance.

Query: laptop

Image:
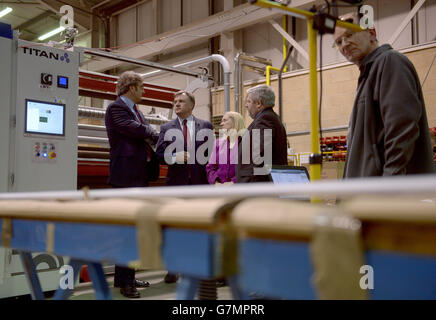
[268,165,311,200]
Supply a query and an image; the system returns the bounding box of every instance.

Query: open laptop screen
[269,166,310,200]
[269,166,310,184]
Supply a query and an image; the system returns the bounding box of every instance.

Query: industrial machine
[0,24,79,298]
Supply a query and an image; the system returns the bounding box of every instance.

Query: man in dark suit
[156,90,214,186]
[156,90,214,283]
[236,84,288,183]
[105,71,159,298]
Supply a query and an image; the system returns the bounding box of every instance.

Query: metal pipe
[308,19,322,182]
[140,54,231,113]
[78,158,110,163]
[234,53,241,113]
[266,66,280,86]
[234,53,272,113]
[287,125,348,137]
[210,54,231,113]
[283,15,287,73]
[78,106,169,125]
[237,54,271,65]
[278,16,296,122]
[81,48,212,79]
[79,69,118,80]
[78,136,109,144]
[242,64,267,75]
[141,54,228,78]
[1,175,436,201]
[78,107,106,119]
[78,124,106,131]
[78,150,109,159]
[278,45,294,122]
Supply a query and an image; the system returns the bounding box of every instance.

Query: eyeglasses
[332,31,356,48]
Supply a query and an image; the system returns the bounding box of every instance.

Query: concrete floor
[70,270,233,300]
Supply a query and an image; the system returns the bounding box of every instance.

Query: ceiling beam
[81,0,317,72]
[81,2,279,72]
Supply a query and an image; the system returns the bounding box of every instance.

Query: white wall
[182,0,209,24]
[138,1,156,40]
[161,0,182,32]
[117,8,136,45]
[418,0,436,43]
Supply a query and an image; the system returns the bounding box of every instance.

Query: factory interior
[0,0,435,302]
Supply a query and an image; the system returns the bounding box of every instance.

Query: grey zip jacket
[344,44,435,177]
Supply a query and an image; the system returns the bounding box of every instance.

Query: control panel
[32,141,57,163]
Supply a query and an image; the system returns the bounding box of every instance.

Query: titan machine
[0,25,79,298]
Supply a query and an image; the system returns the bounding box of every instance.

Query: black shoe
[164,273,179,284]
[135,279,150,288]
[115,279,150,288]
[120,285,140,298]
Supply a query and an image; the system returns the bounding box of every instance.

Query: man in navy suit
[156,91,214,186]
[105,71,158,298]
[156,91,214,284]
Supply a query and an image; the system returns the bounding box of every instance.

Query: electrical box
[12,39,78,192]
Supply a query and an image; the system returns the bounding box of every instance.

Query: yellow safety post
[283,15,288,73]
[266,66,280,86]
[307,19,322,183]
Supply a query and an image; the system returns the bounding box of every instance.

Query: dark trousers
[114,265,135,287]
[110,184,139,287]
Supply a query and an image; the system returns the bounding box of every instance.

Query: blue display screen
[57,76,68,88]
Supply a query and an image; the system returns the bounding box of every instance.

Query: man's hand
[175,151,190,163]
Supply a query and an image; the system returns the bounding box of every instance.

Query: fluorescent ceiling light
[38,26,65,41]
[0,7,12,18]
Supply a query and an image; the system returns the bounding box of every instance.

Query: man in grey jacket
[333,12,435,177]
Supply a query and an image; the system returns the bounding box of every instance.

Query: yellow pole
[266,65,271,86]
[266,66,280,86]
[307,19,322,183]
[283,15,287,73]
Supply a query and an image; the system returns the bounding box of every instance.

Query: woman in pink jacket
[206,111,246,185]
